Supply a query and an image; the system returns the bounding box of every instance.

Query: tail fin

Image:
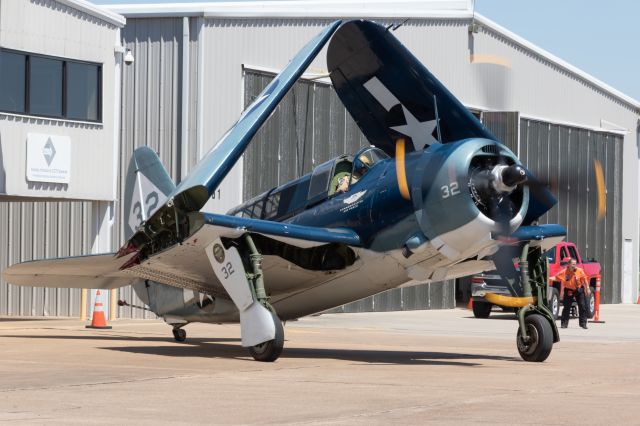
[124,147,175,240]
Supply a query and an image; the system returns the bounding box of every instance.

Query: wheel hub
[517,324,539,355]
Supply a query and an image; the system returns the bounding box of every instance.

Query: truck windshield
[544,247,556,264]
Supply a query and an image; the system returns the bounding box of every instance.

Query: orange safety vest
[556,266,588,291]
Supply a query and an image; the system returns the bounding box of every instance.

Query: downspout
[180,16,190,181]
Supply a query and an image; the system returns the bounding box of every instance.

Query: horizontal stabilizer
[2,253,140,289]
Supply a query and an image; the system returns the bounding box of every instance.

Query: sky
[93,0,640,102]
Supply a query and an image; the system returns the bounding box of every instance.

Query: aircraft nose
[501,164,527,188]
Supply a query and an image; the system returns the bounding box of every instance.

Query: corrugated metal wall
[480,112,624,303]
[244,70,456,312]
[519,119,623,303]
[0,201,93,316]
[116,17,185,318]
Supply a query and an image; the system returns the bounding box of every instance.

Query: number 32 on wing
[220,262,234,279]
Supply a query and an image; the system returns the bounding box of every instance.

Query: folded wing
[328,20,495,156]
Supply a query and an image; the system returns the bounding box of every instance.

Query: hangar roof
[104,0,639,111]
[60,0,126,27]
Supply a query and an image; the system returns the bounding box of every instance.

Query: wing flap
[3,253,139,289]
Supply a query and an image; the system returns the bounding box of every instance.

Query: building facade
[1,0,638,318]
[0,0,125,317]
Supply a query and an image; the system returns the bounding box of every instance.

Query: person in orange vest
[552,257,591,329]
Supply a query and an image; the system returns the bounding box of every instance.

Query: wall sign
[26,133,71,184]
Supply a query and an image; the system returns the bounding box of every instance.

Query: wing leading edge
[155,20,341,216]
[203,213,361,247]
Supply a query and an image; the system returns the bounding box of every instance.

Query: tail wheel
[249,312,284,362]
[172,328,187,342]
[516,314,553,362]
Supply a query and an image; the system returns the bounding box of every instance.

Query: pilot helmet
[353,154,372,177]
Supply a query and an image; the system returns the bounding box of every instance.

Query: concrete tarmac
[1,305,639,425]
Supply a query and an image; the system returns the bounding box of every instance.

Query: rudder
[123,147,175,240]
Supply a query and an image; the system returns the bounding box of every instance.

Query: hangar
[1,0,639,318]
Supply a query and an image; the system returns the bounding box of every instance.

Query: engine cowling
[410,138,529,260]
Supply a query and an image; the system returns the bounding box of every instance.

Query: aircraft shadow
[0,333,518,366]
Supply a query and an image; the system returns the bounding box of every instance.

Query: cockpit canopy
[228,147,389,222]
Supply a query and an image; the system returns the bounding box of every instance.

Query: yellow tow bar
[484,292,536,308]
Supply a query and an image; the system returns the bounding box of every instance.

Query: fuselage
[142,138,533,323]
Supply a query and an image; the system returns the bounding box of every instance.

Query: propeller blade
[395,138,411,200]
[594,159,606,221]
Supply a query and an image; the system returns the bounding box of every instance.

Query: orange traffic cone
[467,296,473,310]
[86,290,112,329]
[590,277,605,324]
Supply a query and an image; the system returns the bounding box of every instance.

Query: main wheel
[516,314,553,362]
[172,328,187,342]
[548,288,560,320]
[472,301,493,318]
[249,312,284,362]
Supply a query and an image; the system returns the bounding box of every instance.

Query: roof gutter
[57,0,126,27]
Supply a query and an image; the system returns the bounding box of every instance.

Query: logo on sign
[42,138,56,166]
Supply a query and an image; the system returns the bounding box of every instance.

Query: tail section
[124,147,176,240]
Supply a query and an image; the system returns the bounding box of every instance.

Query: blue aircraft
[3,20,566,362]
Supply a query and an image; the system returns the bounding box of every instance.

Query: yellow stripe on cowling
[594,159,606,221]
[484,292,536,308]
[395,138,411,200]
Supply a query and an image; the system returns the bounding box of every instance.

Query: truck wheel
[516,314,553,362]
[472,301,492,318]
[548,288,560,320]
[585,289,595,319]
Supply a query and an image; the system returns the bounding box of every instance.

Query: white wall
[0,0,122,201]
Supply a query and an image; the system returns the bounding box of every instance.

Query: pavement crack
[0,374,206,393]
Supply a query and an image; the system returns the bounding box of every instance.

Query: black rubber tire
[548,288,560,320]
[516,314,553,362]
[172,328,187,342]
[585,289,595,319]
[472,301,492,318]
[249,312,284,362]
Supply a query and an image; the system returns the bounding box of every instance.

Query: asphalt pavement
[1,304,638,425]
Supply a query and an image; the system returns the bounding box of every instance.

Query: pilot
[335,175,350,193]
[552,257,591,329]
[334,154,374,194]
[350,154,372,185]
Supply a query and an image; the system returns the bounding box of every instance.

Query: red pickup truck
[471,242,601,319]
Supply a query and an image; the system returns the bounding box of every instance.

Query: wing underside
[3,217,361,299]
[2,253,140,289]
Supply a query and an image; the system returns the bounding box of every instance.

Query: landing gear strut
[514,243,559,362]
[494,242,559,362]
[243,235,285,362]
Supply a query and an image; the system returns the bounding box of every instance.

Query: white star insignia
[390,105,440,150]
